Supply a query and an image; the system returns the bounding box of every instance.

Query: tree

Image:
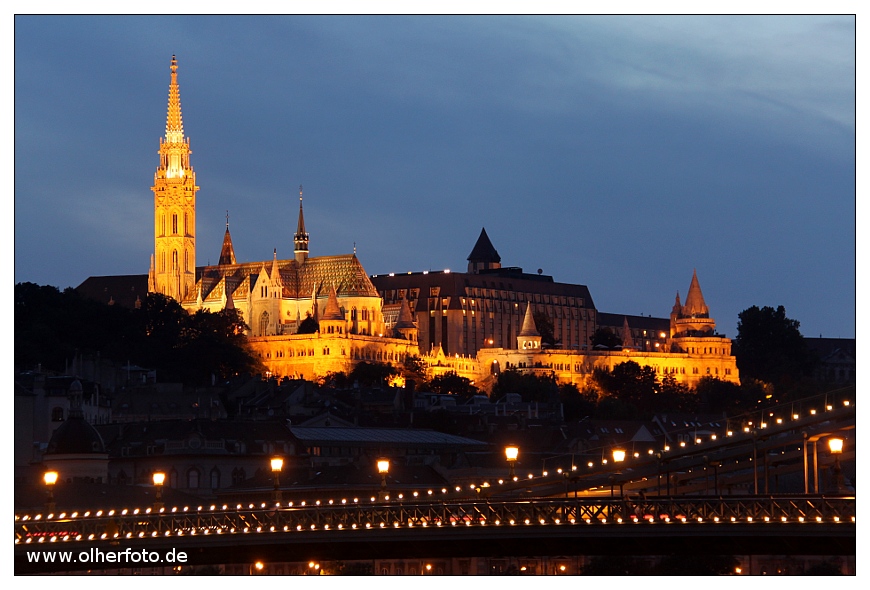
[348,361,397,388]
[532,311,556,347]
[427,371,478,400]
[296,313,319,334]
[558,382,598,421]
[589,327,622,349]
[491,369,558,403]
[15,284,263,386]
[695,376,756,414]
[734,305,816,393]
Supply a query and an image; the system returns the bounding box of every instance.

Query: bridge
[15,495,855,573]
[15,388,856,573]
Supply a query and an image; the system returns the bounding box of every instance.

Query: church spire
[218,211,236,266]
[294,185,309,265]
[165,55,184,145]
[151,55,198,302]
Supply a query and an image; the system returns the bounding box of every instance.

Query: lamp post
[828,438,844,493]
[270,457,284,503]
[377,458,390,501]
[43,470,58,513]
[611,449,625,497]
[505,445,519,480]
[152,471,165,510]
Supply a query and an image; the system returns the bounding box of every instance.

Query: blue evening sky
[13,14,856,339]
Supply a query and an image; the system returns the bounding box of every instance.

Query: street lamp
[828,438,844,493]
[377,458,390,500]
[152,471,165,510]
[44,470,58,513]
[505,445,519,480]
[271,457,284,503]
[611,449,625,497]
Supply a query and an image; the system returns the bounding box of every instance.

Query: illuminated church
[131,55,737,389]
[147,56,419,380]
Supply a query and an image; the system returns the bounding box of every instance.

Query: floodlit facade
[147,56,418,381]
[143,55,736,389]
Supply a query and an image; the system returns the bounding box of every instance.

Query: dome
[46,416,106,455]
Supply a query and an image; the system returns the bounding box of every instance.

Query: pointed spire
[622,316,634,349]
[395,297,417,329]
[321,284,344,321]
[294,185,309,264]
[682,269,709,318]
[219,213,237,265]
[165,55,184,144]
[270,248,281,281]
[519,302,539,337]
[148,254,156,292]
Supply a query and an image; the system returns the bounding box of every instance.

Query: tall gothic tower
[149,55,198,301]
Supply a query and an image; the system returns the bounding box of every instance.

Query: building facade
[424,271,738,390]
[372,228,598,357]
[145,56,418,382]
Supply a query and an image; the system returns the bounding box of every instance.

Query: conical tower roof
[672,291,682,315]
[622,316,634,348]
[321,284,344,321]
[164,55,184,144]
[270,249,281,282]
[518,302,539,337]
[395,297,417,329]
[682,269,709,317]
[219,215,236,266]
[467,227,501,264]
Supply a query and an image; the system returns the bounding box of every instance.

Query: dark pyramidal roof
[467,227,501,264]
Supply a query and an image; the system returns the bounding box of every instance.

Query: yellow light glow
[828,438,844,454]
[377,459,390,474]
[152,472,166,486]
[270,457,284,472]
[612,449,626,463]
[505,445,519,462]
[43,471,58,486]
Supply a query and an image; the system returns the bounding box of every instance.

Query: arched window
[187,468,200,489]
[172,250,178,271]
[259,311,270,336]
[210,467,220,489]
[184,212,189,235]
[172,214,178,234]
[161,214,166,236]
[161,251,166,272]
[169,469,178,489]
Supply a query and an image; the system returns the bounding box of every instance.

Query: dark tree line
[15,282,262,385]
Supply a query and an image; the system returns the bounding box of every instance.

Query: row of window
[158,212,191,237]
[158,248,191,273]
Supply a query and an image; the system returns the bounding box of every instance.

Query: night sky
[13,15,856,339]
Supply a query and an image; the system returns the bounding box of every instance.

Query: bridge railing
[15,496,855,545]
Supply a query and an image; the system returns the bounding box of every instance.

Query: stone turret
[394,298,418,342]
[517,302,541,350]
